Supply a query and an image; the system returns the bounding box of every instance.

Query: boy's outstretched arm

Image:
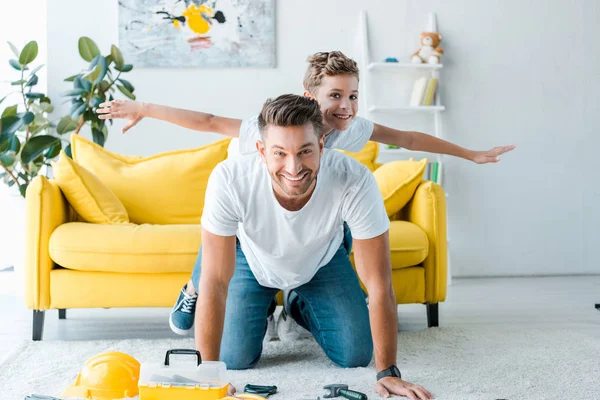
[96,100,242,137]
[371,123,515,164]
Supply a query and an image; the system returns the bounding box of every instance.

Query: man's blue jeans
[191,227,372,370]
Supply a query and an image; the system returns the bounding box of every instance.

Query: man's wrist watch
[376,365,402,381]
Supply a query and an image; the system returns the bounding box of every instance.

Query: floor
[1,271,599,362]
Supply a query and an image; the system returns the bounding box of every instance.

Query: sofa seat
[49,222,201,273]
[49,220,428,275]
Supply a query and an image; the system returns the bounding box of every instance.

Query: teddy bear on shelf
[410,32,444,64]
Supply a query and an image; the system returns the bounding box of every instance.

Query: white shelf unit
[358,10,452,285]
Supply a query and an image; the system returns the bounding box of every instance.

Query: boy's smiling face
[306,75,359,134]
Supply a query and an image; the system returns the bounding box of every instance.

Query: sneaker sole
[169,313,194,336]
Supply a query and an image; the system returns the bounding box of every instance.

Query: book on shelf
[409,77,438,106]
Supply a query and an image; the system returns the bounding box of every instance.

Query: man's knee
[330,342,373,368]
[220,349,261,370]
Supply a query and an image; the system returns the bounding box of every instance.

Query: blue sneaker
[169,284,198,336]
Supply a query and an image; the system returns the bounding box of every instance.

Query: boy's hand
[96,99,144,134]
[375,377,433,399]
[470,144,516,164]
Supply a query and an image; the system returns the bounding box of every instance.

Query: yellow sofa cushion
[373,158,427,216]
[51,151,129,224]
[336,141,380,171]
[350,220,428,271]
[71,135,231,225]
[49,222,201,273]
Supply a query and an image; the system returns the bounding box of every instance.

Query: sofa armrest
[24,176,71,310]
[400,180,448,303]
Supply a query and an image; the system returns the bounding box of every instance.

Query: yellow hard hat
[62,351,140,400]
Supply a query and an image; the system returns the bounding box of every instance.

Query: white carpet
[2,326,599,400]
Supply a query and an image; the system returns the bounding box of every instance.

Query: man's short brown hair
[303,51,360,94]
[258,94,323,138]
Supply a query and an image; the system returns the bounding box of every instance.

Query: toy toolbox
[138,349,228,400]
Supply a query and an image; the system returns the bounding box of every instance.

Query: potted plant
[59,36,136,148]
[0,40,67,197]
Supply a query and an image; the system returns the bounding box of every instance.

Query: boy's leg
[219,241,279,369]
[290,243,373,368]
[169,244,204,335]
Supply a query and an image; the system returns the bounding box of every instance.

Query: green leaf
[39,102,54,113]
[89,96,103,109]
[19,183,29,198]
[0,116,24,135]
[29,64,44,77]
[64,143,72,158]
[20,135,60,164]
[71,103,87,120]
[64,74,80,82]
[85,55,107,85]
[118,78,134,93]
[117,84,136,100]
[11,80,26,86]
[115,63,133,72]
[20,111,35,125]
[0,153,16,167]
[78,37,100,62]
[25,93,45,99]
[7,178,16,187]
[74,76,92,92]
[0,135,8,152]
[110,45,124,69]
[5,135,21,154]
[98,80,110,93]
[7,41,20,58]
[91,127,106,147]
[2,105,18,118]
[19,41,38,65]
[62,88,87,97]
[44,141,61,159]
[26,75,39,87]
[9,59,23,71]
[56,116,78,134]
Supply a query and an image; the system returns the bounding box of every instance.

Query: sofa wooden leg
[58,309,66,320]
[33,310,45,341]
[426,303,439,328]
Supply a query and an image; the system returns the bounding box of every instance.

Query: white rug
[2,326,599,400]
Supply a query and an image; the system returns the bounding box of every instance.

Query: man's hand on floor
[375,376,433,399]
[228,383,237,396]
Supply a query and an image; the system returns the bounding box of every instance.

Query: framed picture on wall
[119,0,276,68]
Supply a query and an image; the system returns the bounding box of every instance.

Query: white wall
[44,0,600,277]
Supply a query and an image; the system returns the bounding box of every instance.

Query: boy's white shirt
[201,149,390,290]
[227,115,375,158]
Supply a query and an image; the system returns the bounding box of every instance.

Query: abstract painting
[118,0,276,68]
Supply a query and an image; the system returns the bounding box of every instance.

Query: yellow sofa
[24,136,447,341]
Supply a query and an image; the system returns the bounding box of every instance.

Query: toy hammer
[322,384,367,400]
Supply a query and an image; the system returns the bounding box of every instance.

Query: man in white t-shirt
[190,94,433,399]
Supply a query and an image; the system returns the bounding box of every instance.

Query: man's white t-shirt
[201,149,390,290]
[227,115,375,158]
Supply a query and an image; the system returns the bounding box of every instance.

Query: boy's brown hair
[303,51,360,94]
[258,94,324,138]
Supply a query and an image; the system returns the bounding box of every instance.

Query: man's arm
[352,231,397,371]
[194,228,237,359]
[354,231,433,400]
[370,123,515,164]
[96,100,242,136]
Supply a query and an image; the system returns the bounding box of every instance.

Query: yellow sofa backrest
[71,135,231,225]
